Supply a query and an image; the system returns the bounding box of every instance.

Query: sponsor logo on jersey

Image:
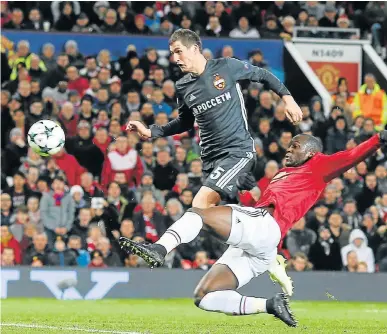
[213,73,225,90]
[271,171,290,183]
[188,94,196,101]
[192,91,231,116]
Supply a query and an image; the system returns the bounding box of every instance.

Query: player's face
[170,41,198,73]
[285,138,312,167]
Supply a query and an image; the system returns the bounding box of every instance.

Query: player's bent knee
[193,287,207,307]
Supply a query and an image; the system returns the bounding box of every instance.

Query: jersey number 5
[210,166,225,180]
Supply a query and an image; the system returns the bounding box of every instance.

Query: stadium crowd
[1,1,387,273]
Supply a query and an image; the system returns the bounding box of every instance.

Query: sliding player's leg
[119,205,234,267]
[193,253,297,327]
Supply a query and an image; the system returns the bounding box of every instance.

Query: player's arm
[226,57,290,98]
[321,132,385,182]
[226,58,302,123]
[150,101,195,138]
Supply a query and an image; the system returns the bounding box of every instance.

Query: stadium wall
[2,267,387,302]
[2,30,285,81]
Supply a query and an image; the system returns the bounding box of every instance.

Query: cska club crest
[213,73,225,90]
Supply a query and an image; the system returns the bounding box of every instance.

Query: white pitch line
[0,323,142,334]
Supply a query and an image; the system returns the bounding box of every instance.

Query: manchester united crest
[315,64,340,92]
[213,73,225,90]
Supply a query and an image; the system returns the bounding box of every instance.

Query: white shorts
[215,205,281,289]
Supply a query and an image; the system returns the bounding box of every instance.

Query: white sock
[156,212,203,254]
[198,290,267,315]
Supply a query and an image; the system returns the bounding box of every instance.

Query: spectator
[40,176,75,246]
[3,128,28,176]
[6,171,35,209]
[27,196,42,230]
[172,147,189,174]
[1,225,21,264]
[53,149,86,186]
[65,121,105,177]
[343,250,359,272]
[1,247,16,266]
[132,14,152,35]
[229,16,260,38]
[286,217,317,257]
[47,236,77,266]
[342,199,363,230]
[80,172,104,205]
[70,185,86,216]
[319,4,338,28]
[54,2,77,31]
[296,9,309,26]
[67,235,90,267]
[159,17,175,36]
[343,168,364,201]
[356,173,382,214]
[72,12,101,33]
[164,198,184,228]
[135,172,165,207]
[43,53,69,88]
[70,207,92,246]
[40,44,56,71]
[1,193,13,226]
[260,15,281,39]
[194,250,212,270]
[88,249,107,268]
[361,213,384,255]
[303,1,325,20]
[90,197,120,242]
[375,165,387,193]
[280,16,296,40]
[205,16,227,37]
[180,188,194,211]
[326,116,350,154]
[341,229,375,273]
[287,252,313,271]
[120,219,135,239]
[66,66,88,96]
[309,226,342,271]
[271,103,295,137]
[96,237,122,266]
[132,194,167,243]
[153,150,178,192]
[328,211,351,248]
[106,181,134,221]
[22,232,50,265]
[124,90,142,115]
[3,8,26,30]
[101,136,144,189]
[100,9,126,34]
[353,74,387,130]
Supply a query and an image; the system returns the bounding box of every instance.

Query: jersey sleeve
[226,57,291,97]
[318,134,381,182]
[150,90,195,138]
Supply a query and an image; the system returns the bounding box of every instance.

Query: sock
[156,212,203,254]
[198,290,267,315]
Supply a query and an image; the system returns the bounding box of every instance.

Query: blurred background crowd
[1,1,387,273]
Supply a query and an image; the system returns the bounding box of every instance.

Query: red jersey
[255,135,381,240]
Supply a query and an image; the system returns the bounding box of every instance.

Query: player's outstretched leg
[193,264,297,327]
[119,206,233,268]
[268,254,294,297]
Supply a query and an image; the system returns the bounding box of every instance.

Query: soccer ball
[27,120,65,157]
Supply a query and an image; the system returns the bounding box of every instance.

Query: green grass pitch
[1,299,387,333]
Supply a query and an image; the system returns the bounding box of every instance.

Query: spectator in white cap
[70,185,86,216]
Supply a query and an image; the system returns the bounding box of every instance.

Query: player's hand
[283,96,303,125]
[379,130,387,144]
[236,172,256,191]
[126,121,151,139]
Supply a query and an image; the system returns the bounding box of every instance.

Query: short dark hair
[169,29,202,52]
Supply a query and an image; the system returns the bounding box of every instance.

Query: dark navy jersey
[150,57,291,162]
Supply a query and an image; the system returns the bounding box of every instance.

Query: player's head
[169,29,203,73]
[285,134,323,167]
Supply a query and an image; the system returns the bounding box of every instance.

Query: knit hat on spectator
[70,185,84,197]
[11,94,22,103]
[325,4,337,13]
[10,128,23,139]
[94,1,109,9]
[265,15,277,22]
[143,171,154,178]
[78,12,88,20]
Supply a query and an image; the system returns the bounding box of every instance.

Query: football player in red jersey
[120,131,386,327]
